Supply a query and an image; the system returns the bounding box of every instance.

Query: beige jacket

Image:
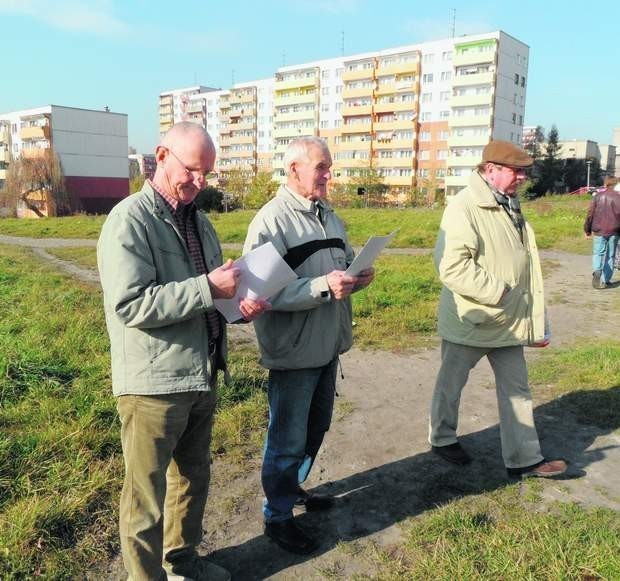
[434,171,545,347]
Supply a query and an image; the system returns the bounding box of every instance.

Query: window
[439,130,449,140]
[420,112,431,121]
[321,87,329,95]
[419,131,431,141]
[321,70,330,79]
[514,93,518,105]
[440,71,452,82]
[440,91,450,102]
[439,110,450,119]
[335,85,342,93]
[442,51,452,61]
[512,113,516,124]
[519,115,523,125]
[419,150,430,160]
[514,73,519,85]
[422,73,434,83]
[437,149,448,160]
[521,76,526,88]
[421,92,432,103]
[320,120,328,128]
[423,53,435,64]
[321,103,330,112]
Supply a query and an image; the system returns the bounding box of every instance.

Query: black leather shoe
[264,518,319,555]
[295,487,335,511]
[432,443,471,465]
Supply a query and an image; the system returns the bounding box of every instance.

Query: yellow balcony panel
[342,104,373,117]
[375,83,398,96]
[449,115,492,128]
[452,72,495,87]
[159,95,173,104]
[160,122,173,133]
[445,175,470,188]
[0,149,10,163]
[275,110,316,123]
[341,122,372,134]
[342,68,375,82]
[342,86,374,99]
[0,130,9,143]
[450,93,493,108]
[217,113,230,122]
[220,126,231,135]
[0,169,6,180]
[275,77,318,92]
[374,120,414,132]
[374,101,417,114]
[446,155,481,167]
[454,50,496,67]
[339,140,372,152]
[374,157,414,168]
[376,61,419,76]
[20,125,50,141]
[230,135,255,145]
[339,158,372,169]
[373,138,415,150]
[230,150,256,159]
[447,135,490,148]
[275,93,318,107]
[230,121,256,131]
[384,175,414,186]
[272,127,315,139]
[231,92,256,104]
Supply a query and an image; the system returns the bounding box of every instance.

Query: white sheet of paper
[214,242,297,323]
[345,230,398,276]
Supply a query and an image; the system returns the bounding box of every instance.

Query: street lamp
[586,159,592,190]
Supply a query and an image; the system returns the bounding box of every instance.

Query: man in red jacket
[584,176,620,289]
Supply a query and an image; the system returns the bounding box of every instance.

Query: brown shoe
[507,459,567,479]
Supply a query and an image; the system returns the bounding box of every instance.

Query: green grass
[352,254,441,350]
[45,247,99,269]
[0,245,268,579]
[361,491,620,580]
[0,194,592,252]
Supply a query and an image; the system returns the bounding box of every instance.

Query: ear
[155,145,168,164]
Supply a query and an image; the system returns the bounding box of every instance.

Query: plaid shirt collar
[148,179,197,216]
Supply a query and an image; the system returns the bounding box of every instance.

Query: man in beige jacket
[429,140,567,479]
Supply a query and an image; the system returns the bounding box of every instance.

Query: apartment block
[0,105,129,215]
[160,30,529,199]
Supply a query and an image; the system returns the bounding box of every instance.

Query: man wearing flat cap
[428,139,567,479]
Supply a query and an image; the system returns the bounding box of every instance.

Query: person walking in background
[429,140,567,479]
[243,137,374,555]
[584,176,620,289]
[98,122,268,581]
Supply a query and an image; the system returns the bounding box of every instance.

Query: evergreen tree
[533,125,564,195]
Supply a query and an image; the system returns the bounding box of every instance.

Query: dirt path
[2,236,618,580]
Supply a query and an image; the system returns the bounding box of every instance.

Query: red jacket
[584,188,620,236]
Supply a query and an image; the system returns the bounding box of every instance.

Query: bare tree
[2,149,70,217]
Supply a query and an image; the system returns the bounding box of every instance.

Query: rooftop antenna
[341,30,345,56]
[451,8,456,37]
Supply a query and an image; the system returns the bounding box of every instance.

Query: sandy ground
[2,236,618,580]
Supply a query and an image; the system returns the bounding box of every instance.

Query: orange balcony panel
[342,104,373,117]
[20,125,50,141]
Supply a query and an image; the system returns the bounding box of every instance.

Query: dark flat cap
[482,140,533,168]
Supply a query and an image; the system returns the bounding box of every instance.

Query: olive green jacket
[434,171,545,347]
[97,182,227,396]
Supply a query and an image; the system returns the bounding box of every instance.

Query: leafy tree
[220,168,251,209]
[348,168,389,207]
[1,149,71,217]
[129,173,145,194]
[533,124,563,195]
[524,125,545,161]
[195,185,224,212]
[245,171,279,209]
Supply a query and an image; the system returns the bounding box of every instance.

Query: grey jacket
[243,186,355,370]
[97,182,227,396]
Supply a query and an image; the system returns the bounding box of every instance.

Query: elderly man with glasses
[429,140,567,480]
[98,122,269,580]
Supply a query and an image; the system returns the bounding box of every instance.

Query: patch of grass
[365,491,620,580]
[529,341,620,429]
[352,254,441,350]
[0,215,105,238]
[45,247,98,269]
[0,245,268,578]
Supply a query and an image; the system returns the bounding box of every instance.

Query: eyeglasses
[166,147,216,181]
[494,164,526,175]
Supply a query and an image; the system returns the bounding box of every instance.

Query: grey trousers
[429,340,544,469]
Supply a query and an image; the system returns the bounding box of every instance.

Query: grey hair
[283,137,329,175]
[161,122,214,153]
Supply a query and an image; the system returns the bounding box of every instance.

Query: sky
[1,0,618,153]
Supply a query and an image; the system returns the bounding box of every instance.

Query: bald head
[153,122,216,204]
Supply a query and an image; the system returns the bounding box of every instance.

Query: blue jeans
[261,359,337,522]
[592,234,619,284]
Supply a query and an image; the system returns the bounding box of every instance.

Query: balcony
[0,148,8,163]
[229,149,256,159]
[272,126,314,139]
[229,120,256,131]
[446,154,481,167]
[449,115,492,128]
[454,49,496,68]
[447,135,490,148]
[450,93,493,108]
[373,138,415,150]
[338,157,371,169]
[20,125,50,141]
[374,119,414,132]
[159,95,173,105]
[374,101,417,114]
[230,135,255,145]
[274,93,317,106]
[384,175,414,186]
[445,174,470,188]
[231,92,256,104]
[21,147,47,159]
[275,110,315,123]
[374,157,414,168]
[342,104,372,117]
[452,72,494,87]
[0,168,5,180]
[275,76,318,92]
[341,121,372,134]
[339,140,372,152]
[0,130,9,144]
[342,67,375,82]
[375,61,419,76]
[342,86,374,99]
